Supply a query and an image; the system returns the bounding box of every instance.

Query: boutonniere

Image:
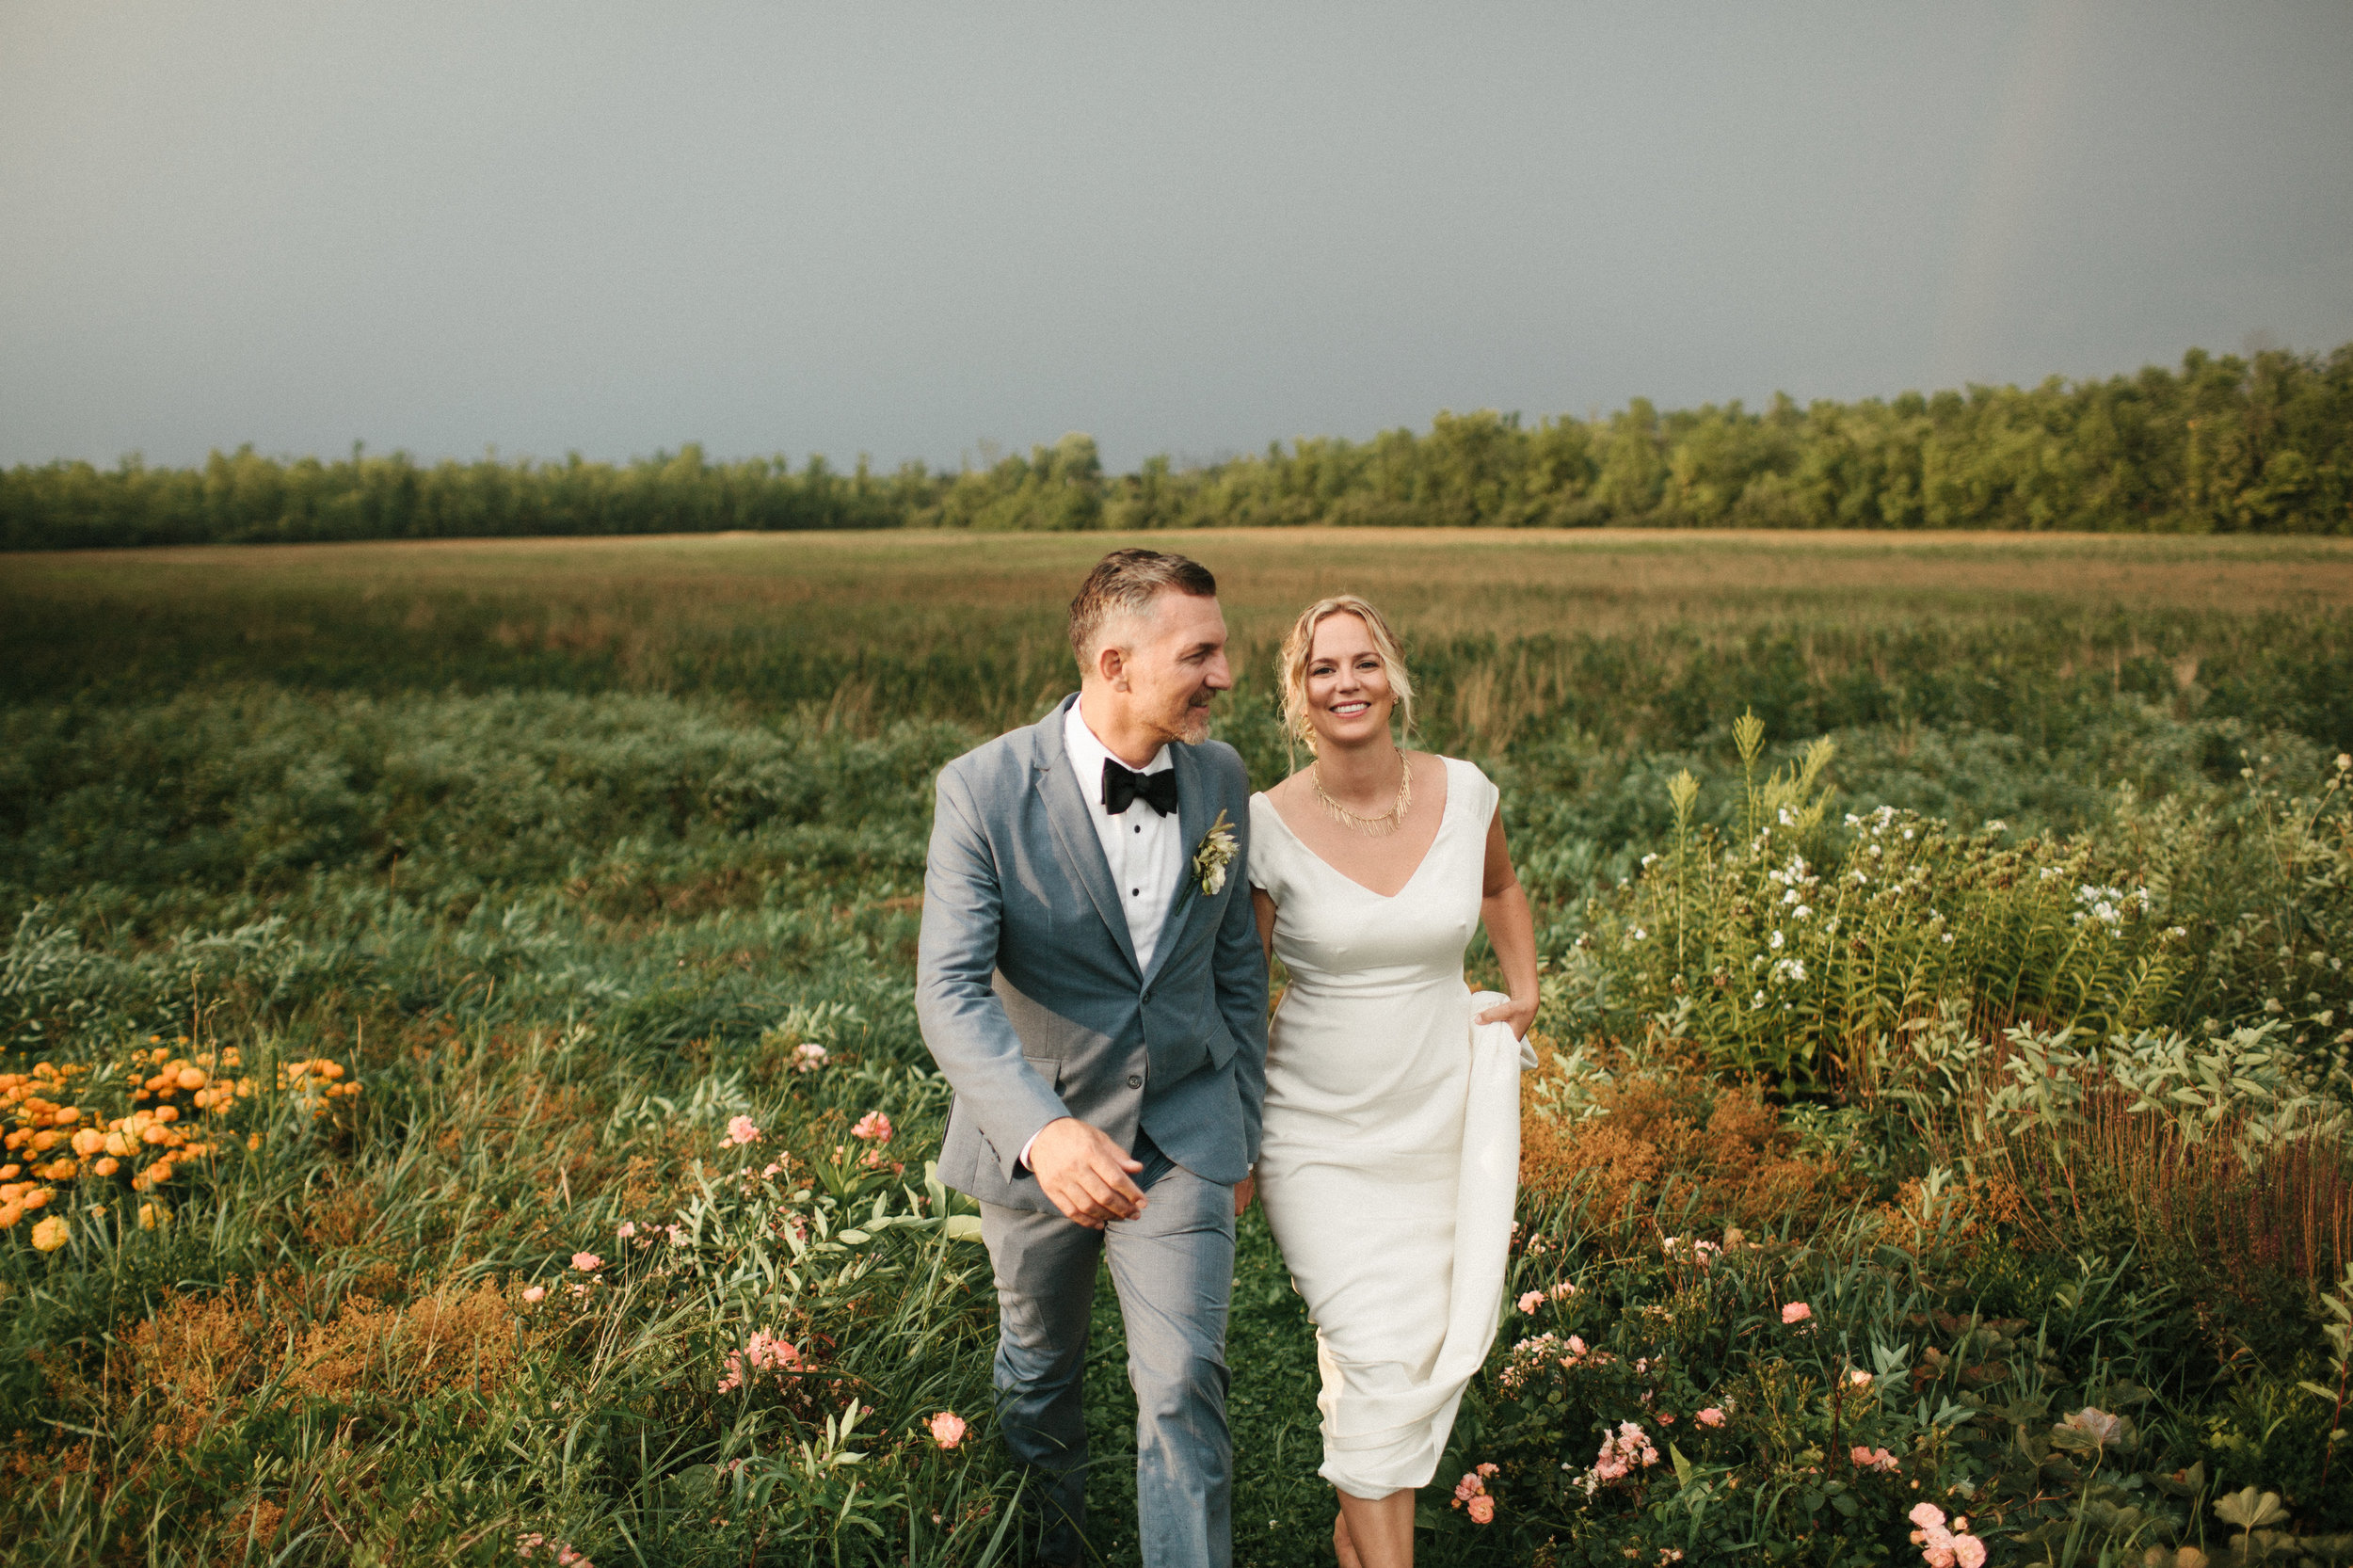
[1192,809,1238,896]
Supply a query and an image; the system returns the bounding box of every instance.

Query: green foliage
[9,342,2352,550]
[3,535,2351,1562]
[1565,797,2188,1086]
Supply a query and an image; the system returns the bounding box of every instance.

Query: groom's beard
[1173,696,1215,744]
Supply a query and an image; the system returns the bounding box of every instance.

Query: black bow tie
[1101,759,1179,817]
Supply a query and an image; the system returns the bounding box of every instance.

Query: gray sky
[4,2,2349,473]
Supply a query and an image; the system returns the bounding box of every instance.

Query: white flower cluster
[2071,882,2152,928]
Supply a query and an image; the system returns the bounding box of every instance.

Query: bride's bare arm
[1473,806,1540,1040]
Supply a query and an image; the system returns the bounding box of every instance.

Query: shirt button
[1127,1074,1144,1089]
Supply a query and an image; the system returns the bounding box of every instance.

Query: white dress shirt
[1021,702,1182,1172]
[1062,700,1182,974]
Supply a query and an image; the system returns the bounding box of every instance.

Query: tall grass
[5,532,2353,1562]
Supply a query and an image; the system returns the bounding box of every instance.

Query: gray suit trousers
[983,1142,1236,1568]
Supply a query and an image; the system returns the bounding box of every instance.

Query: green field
[3,530,2351,1565]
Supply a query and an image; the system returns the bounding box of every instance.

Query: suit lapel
[1033,703,1143,978]
[1143,741,1210,987]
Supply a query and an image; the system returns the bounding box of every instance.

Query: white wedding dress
[1247,756,1529,1499]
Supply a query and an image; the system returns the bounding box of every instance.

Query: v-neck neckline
[1258,758,1452,901]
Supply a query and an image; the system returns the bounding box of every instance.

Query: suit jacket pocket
[1022,1054,1064,1094]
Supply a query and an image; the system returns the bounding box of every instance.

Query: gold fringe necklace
[1313,751,1412,836]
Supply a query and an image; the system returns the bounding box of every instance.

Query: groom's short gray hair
[1068,549,1219,664]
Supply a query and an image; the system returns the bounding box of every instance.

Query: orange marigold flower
[31,1215,69,1252]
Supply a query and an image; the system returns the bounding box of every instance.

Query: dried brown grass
[1519,1051,1848,1235]
[113,1272,528,1463]
[1974,1086,2353,1288]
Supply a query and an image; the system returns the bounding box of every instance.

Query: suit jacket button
[1127,1074,1143,1089]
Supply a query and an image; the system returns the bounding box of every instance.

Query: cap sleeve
[1449,756,1500,826]
[1246,793,1289,901]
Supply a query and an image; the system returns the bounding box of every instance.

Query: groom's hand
[1029,1117,1147,1229]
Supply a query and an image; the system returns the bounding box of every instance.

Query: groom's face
[1106,590,1232,744]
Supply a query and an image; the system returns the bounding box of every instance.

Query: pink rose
[1849,1368,1874,1386]
[1780,1301,1812,1325]
[571,1252,603,1272]
[1695,1407,1725,1427]
[724,1115,760,1146]
[928,1411,968,1449]
[521,1285,546,1303]
[1516,1290,1544,1314]
[851,1111,893,1143]
[1465,1496,1495,1525]
[1952,1536,1986,1568]
[1453,1472,1484,1502]
[616,1221,637,1239]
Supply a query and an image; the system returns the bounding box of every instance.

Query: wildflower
[1696,1407,1725,1428]
[1465,1496,1495,1524]
[1477,1463,1498,1478]
[1907,1501,1986,1568]
[522,1285,547,1303]
[31,1214,68,1252]
[1575,1420,1660,1494]
[851,1111,893,1143]
[1517,1290,1545,1314]
[571,1252,603,1272]
[1769,929,1785,951]
[1852,1445,1899,1471]
[1781,1301,1811,1325]
[929,1410,968,1448]
[792,1042,827,1072]
[1849,1368,1874,1387]
[723,1115,760,1146]
[717,1330,801,1393]
[1453,1472,1484,1503]
[2059,1406,2123,1445]
[616,1221,637,1240]
[761,1160,787,1178]
[1549,1280,1578,1300]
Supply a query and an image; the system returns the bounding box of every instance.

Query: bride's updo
[1276,594,1416,754]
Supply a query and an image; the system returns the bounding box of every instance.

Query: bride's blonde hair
[1277,595,1416,758]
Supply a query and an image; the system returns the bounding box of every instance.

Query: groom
[917,549,1269,1568]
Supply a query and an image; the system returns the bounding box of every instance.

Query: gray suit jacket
[917,695,1270,1212]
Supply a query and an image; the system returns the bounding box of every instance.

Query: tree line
[6,342,2346,550]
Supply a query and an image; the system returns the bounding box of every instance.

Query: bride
[1240,594,1538,1568]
